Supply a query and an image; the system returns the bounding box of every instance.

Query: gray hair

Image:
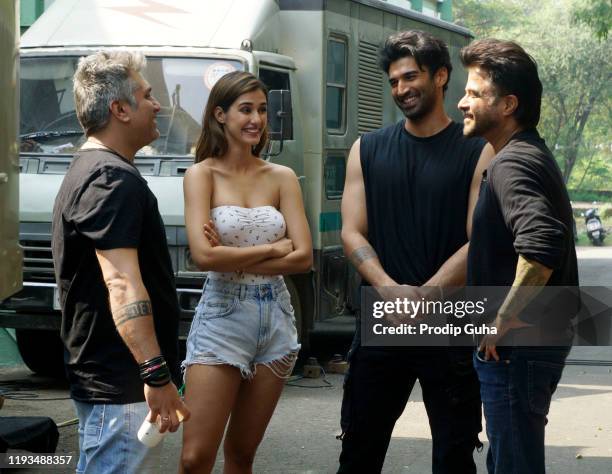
[73,51,146,135]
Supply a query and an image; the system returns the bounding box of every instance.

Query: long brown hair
[195,71,269,162]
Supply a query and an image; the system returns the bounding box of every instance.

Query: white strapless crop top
[207,205,286,284]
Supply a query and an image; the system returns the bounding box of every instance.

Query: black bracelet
[139,356,171,387]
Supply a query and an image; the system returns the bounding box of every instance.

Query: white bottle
[137,418,166,448]
[137,410,185,447]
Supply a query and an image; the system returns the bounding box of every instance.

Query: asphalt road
[1,246,611,473]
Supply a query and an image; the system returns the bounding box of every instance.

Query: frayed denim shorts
[182,277,300,380]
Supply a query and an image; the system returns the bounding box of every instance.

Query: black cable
[285,366,334,388]
[0,379,71,401]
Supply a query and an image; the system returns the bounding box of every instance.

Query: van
[0,0,473,376]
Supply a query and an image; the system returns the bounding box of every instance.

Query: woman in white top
[180,71,312,473]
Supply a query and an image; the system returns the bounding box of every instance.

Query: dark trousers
[338,342,482,474]
[474,347,570,474]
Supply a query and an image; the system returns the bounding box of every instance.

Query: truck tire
[15,329,66,378]
[285,273,314,352]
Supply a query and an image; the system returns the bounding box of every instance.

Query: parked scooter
[584,207,606,246]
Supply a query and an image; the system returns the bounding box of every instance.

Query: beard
[462,111,499,138]
[393,83,437,121]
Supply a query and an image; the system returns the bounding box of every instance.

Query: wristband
[139,356,171,387]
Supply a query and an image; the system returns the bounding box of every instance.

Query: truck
[0,0,23,302]
[0,0,473,376]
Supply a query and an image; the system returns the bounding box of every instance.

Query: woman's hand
[203,220,220,247]
[204,220,293,258]
[270,237,294,257]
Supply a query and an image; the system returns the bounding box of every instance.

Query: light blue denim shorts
[182,277,300,379]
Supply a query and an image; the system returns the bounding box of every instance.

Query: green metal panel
[0,0,23,300]
[439,0,453,22]
[411,0,423,12]
[319,211,342,232]
[20,0,44,31]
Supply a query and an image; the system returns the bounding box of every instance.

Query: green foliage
[568,190,612,203]
[454,0,612,190]
[572,0,612,40]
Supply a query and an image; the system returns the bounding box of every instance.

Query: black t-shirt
[468,129,579,326]
[361,120,485,285]
[51,149,180,404]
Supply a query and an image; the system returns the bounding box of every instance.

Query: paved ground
[1,246,611,473]
[1,352,611,473]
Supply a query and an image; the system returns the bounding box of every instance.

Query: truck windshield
[20,56,243,157]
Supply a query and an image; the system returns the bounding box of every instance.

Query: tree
[572,0,612,40]
[454,0,612,186]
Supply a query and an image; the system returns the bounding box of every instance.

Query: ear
[213,106,225,125]
[434,67,448,89]
[109,100,130,123]
[502,95,519,117]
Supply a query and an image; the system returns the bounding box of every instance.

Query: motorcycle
[584,207,606,246]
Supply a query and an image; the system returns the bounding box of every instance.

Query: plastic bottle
[137,411,184,447]
[137,417,166,447]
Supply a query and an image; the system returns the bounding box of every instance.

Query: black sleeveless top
[361,120,485,285]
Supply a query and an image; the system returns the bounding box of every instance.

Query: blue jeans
[74,400,162,474]
[474,347,570,474]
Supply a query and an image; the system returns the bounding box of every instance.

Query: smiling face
[458,67,503,138]
[388,56,442,121]
[215,89,267,148]
[127,71,161,146]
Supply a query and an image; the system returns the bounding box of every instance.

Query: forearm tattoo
[498,256,551,320]
[114,300,152,327]
[350,245,378,268]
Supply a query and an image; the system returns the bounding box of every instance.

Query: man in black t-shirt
[52,51,189,473]
[338,31,494,473]
[458,40,578,474]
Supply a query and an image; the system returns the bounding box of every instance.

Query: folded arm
[184,164,279,272]
[243,167,312,275]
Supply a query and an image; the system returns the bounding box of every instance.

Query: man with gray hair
[52,51,190,473]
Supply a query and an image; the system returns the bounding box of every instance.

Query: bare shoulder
[264,162,298,183]
[184,160,214,182]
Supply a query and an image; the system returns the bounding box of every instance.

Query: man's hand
[478,313,533,361]
[144,382,191,433]
[375,285,425,326]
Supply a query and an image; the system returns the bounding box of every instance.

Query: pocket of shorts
[527,360,564,415]
[278,294,295,317]
[202,293,237,319]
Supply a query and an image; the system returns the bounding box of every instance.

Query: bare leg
[222,365,287,474]
[180,364,243,474]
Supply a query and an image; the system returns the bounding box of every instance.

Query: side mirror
[267,90,293,141]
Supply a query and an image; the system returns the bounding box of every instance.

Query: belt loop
[239,284,247,301]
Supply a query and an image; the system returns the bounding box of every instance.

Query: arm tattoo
[498,256,552,320]
[350,245,378,268]
[114,300,152,328]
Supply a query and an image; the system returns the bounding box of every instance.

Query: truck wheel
[15,329,66,378]
[285,273,314,352]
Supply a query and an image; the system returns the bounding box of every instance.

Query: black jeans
[338,340,482,474]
